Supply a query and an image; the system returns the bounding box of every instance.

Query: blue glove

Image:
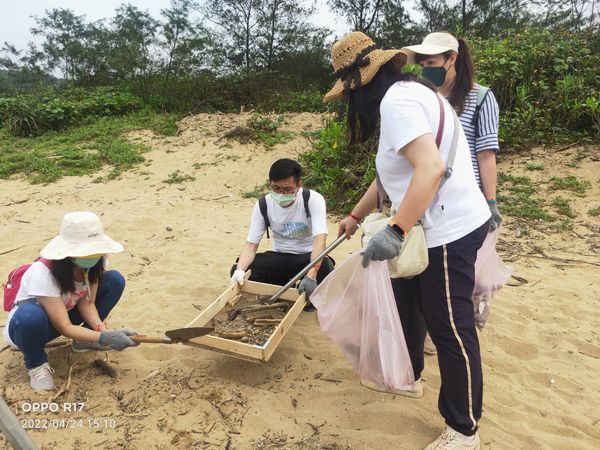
[298,276,317,299]
[488,200,502,231]
[99,330,139,351]
[361,225,404,268]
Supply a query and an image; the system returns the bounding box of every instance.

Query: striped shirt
[456,84,500,188]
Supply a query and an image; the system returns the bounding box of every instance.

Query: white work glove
[230,269,246,286]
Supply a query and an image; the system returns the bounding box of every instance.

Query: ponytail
[448,37,474,115]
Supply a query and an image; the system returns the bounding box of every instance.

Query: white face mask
[271,191,296,207]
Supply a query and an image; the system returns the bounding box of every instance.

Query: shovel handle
[130,335,171,344]
[267,233,346,304]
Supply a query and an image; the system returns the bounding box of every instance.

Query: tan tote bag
[361,94,460,279]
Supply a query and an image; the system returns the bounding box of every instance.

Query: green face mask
[73,257,101,269]
[271,191,296,207]
[422,55,450,87]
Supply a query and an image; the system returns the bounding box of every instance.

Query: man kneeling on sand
[230,158,333,311]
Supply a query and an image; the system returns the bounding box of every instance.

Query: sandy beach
[1,112,599,449]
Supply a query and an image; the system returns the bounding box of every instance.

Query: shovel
[266,233,346,304]
[130,327,213,345]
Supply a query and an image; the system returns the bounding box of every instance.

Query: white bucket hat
[40,211,124,260]
[401,32,459,65]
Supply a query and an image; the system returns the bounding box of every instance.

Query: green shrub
[0,87,143,136]
[247,114,294,149]
[300,119,377,213]
[472,28,600,149]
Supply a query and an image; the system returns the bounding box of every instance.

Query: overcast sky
[0,0,347,52]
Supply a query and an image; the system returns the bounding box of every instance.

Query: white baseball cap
[40,211,124,260]
[401,32,459,64]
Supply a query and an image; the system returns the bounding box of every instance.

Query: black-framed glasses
[270,185,296,195]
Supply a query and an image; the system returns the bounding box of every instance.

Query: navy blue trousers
[9,270,125,369]
[392,222,487,436]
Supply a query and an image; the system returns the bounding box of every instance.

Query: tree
[203,0,260,74]
[159,0,209,89]
[31,9,87,81]
[255,0,317,70]
[0,42,50,93]
[377,1,418,48]
[109,5,159,90]
[327,0,384,33]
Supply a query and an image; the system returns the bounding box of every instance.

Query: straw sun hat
[40,211,124,260]
[323,31,407,103]
[401,32,459,65]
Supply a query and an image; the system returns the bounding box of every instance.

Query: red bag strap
[435,94,445,148]
[37,257,52,269]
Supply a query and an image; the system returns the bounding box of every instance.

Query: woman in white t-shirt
[325,32,490,450]
[4,211,139,391]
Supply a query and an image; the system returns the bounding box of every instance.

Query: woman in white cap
[328,32,489,449]
[4,211,138,391]
[402,32,502,357]
[402,32,501,230]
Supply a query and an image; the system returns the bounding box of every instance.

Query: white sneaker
[28,362,55,391]
[424,333,437,355]
[360,378,424,398]
[424,426,480,450]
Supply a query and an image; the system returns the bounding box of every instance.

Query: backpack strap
[258,196,270,239]
[471,85,490,138]
[37,257,52,269]
[302,189,311,219]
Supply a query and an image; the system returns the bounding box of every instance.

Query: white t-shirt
[3,261,89,347]
[247,188,328,254]
[377,81,490,248]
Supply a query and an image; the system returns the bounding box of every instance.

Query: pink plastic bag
[473,231,513,329]
[310,252,415,391]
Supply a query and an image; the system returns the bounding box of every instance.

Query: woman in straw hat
[401,32,502,356]
[329,32,490,449]
[4,212,138,391]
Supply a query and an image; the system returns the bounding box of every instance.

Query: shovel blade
[165,327,213,342]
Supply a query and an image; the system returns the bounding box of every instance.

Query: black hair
[269,158,302,183]
[50,258,104,294]
[415,33,474,115]
[345,54,436,145]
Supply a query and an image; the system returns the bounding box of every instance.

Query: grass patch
[243,183,269,199]
[588,206,600,216]
[0,110,182,184]
[162,170,195,184]
[558,219,574,231]
[551,196,576,218]
[248,114,294,149]
[525,162,545,171]
[497,172,554,221]
[549,175,591,195]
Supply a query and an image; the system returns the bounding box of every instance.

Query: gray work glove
[298,276,318,299]
[361,225,404,268]
[98,329,139,351]
[487,200,502,231]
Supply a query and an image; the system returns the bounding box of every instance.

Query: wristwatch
[388,221,406,239]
